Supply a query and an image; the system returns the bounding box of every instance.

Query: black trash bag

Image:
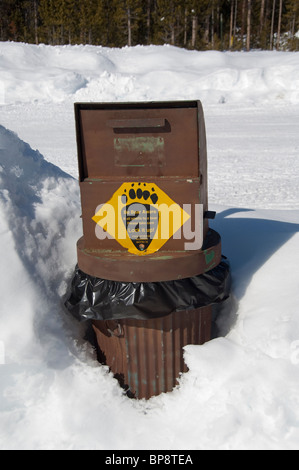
[64,257,231,322]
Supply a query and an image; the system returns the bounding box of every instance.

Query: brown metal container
[75,100,221,282]
[92,306,212,400]
[74,100,222,399]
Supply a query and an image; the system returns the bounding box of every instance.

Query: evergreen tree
[155,0,184,46]
[0,0,12,40]
[0,0,297,50]
[113,0,144,47]
[179,0,226,50]
[286,0,299,49]
[39,0,58,44]
[58,0,78,45]
[93,0,127,47]
[0,0,25,41]
[77,0,98,44]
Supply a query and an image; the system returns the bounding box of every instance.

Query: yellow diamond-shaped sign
[92,182,190,256]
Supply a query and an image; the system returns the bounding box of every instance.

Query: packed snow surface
[0,42,299,450]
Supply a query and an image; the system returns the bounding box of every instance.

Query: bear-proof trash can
[65,100,230,399]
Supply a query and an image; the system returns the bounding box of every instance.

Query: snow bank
[0,126,298,450]
[0,126,81,362]
[0,42,299,450]
[0,42,298,105]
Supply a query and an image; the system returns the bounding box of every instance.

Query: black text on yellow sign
[92,182,190,255]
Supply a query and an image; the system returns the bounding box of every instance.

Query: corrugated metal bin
[92,307,212,400]
[71,100,226,399]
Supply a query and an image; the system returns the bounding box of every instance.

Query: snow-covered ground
[0,42,299,450]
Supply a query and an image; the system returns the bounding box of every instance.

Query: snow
[0,41,299,450]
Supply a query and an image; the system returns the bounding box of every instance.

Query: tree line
[0,0,298,51]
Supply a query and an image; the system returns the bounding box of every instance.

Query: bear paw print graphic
[121,183,159,252]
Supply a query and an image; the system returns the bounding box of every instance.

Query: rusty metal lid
[77,228,221,282]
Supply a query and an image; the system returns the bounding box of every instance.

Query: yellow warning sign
[92,182,190,256]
